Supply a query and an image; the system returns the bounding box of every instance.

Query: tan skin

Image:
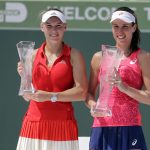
[86,19,150,118]
[17,16,88,102]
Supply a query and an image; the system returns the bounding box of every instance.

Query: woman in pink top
[86,6,150,150]
[16,8,87,150]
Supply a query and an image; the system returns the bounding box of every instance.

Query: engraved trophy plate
[16,41,35,95]
[93,45,123,117]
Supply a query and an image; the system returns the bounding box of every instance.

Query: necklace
[45,52,56,65]
[44,45,62,66]
[45,49,60,66]
[47,55,55,64]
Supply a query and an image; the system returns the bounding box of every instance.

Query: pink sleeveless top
[93,49,143,127]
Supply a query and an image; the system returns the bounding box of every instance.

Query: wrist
[50,93,58,102]
[119,82,128,93]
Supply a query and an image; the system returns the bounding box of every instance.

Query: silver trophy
[16,41,35,95]
[93,45,123,117]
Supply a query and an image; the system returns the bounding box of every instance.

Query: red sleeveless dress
[16,42,79,150]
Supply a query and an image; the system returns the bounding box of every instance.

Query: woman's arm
[55,48,88,101]
[17,49,38,76]
[114,51,150,105]
[23,48,88,102]
[86,52,101,109]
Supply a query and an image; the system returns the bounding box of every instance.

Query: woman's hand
[17,61,24,76]
[23,90,50,102]
[90,104,103,117]
[90,105,112,117]
[22,95,30,102]
[90,103,99,117]
[109,67,127,92]
[90,103,108,117]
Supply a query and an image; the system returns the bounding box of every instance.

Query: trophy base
[23,89,35,93]
[19,89,35,96]
[93,107,112,117]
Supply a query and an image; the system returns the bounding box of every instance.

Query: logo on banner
[0,2,27,23]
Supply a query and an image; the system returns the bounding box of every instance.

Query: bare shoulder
[92,51,102,62]
[33,49,38,56]
[32,49,38,62]
[139,50,150,90]
[71,47,83,57]
[138,50,150,65]
[70,48,85,63]
[91,51,102,68]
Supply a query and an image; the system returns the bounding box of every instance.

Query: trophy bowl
[16,41,35,95]
[93,44,123,117]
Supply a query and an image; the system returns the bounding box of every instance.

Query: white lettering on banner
[5,2,27,22]
[97,7,111,21]
[0,10,4,22]
[85,7,97,21]
[0,2,27,23]
[75,7,84,20]
[47,6,138,22]
[144,7,150,20]
[63,7,74,20]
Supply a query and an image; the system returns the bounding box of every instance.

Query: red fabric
[93,49,143,127]
[27,42,75,121]
[32,42,74,92]
[19,42,78,140]
[20,118,78,141]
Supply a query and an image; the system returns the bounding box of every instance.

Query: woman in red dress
[16,8,87,150]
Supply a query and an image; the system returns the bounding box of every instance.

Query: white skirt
[16,137,79,150]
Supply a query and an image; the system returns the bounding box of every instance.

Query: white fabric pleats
[16,137,79,150]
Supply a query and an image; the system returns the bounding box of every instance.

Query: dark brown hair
[114,7,141,53]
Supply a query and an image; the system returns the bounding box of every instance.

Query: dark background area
[0,29,149,150]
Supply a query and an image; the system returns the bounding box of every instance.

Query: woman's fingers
[17,61,24,76]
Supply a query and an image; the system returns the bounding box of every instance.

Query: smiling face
[112,19,136,50]
[41,16,67,45]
